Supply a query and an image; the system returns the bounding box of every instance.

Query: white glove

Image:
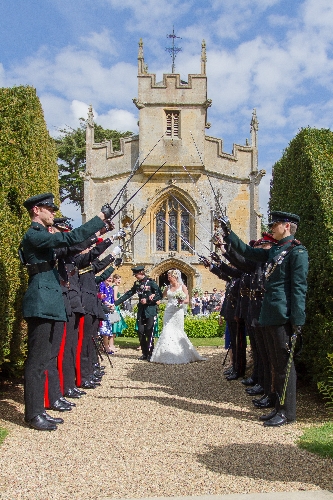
[112,245,122,256]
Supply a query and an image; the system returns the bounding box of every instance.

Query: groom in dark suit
[115,266,162,361]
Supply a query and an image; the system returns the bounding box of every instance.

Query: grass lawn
[0,427,8,445]
[115,337,224,348]
[298,421,333,459]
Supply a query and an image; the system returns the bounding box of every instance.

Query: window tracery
[155,197,193,253]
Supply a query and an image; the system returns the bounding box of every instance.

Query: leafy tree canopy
[55,118,132,209]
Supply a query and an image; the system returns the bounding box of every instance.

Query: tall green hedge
[0,86,59,375]
[269,127,333,383]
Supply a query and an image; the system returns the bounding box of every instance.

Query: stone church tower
[83,40,265,293]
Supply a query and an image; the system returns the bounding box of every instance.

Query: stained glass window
[155,197,193,253]
[181,211,189,251]
[156,209,165,251]
[169,209,177,251]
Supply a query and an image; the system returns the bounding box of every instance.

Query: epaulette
[32,226,41,231]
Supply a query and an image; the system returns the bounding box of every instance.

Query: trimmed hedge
[0,86,59,375]
[269,127,333,383]
[121,308,225,338]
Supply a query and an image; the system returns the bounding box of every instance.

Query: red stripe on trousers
[44,370,49,409]
[76,315,85,387]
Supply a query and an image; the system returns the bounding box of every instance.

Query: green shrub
[0,86,59,375]
[269,127,333,383]
[120,310,225,338]
[318,353,333,413]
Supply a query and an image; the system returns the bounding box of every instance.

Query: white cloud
[8,44,137,109]
[80,29,118,56]
[104,0,191,34]
[70,99,92,123]
[97,108,138,133]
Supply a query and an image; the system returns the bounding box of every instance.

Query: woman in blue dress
[99,276,116,354]
[111,274,128,344]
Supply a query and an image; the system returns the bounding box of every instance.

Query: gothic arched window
[155,197,193,253]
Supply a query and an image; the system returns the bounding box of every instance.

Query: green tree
[55,119,132,210]
[269,127,333,384]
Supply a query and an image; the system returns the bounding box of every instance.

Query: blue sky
[1,0,333,225]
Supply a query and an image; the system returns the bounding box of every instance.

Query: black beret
[268,211,300,227]
[131,265,145,275]
[53,217,73,231]
[23,193,59,211]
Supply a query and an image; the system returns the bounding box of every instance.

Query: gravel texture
[0,347,332,500]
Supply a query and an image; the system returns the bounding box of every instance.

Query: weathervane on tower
[165,27,182,73]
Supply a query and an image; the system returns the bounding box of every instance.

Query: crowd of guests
[190,288,225,315]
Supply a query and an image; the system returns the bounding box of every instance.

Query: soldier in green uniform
[219,211,308,426]
[21,192,113,430]
[115,266,162,361]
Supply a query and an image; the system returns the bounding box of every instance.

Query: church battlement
[83,39,264,293]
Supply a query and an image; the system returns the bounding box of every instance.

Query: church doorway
[158,270,188,288]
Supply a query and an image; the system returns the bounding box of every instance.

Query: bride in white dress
[150,269,205,364]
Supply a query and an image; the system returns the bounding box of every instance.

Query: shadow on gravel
[0,384,27,428]
[198,443,333,490]
[125,350,330,424]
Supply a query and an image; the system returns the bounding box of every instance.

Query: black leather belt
[26,262,54,277]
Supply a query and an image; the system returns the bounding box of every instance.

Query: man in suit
[115,266,162,361]
[219,211,308,426]
[21,192,113,430]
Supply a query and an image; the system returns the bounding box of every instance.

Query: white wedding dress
[150,286,205,364]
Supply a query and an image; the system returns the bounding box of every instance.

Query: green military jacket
[115,277,162,318]
[225,231,308,326]
[22,216,105,321]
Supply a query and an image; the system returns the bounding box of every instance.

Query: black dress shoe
[241,377,255,386]
[253,395,275,408]
[246,384,264,395]
[91,378,101,385]
[43,412,64,424]
[64,388,81,399]
[26,414,57,431]
[252,394,267,404]
[94,370,105,377]
[80,381,96,389]
[60,397,76,407]
[263,412,292,427]
[226,370,238,381]
[223,367,233,375]
[138,355,147,360]
[73,386,86,395]
[259,409,277,421]
[50,399,72,412]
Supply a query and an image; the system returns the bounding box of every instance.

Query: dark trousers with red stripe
[25,318,58,421]
[62,312,81,394]
[80,314,98,384]
[44,321,65,407]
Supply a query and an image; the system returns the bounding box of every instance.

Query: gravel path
[0,347,332,500]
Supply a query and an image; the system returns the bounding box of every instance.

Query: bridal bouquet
[173,290,186,307]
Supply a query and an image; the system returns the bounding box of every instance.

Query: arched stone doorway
[158,270,188,288]
[150,258,195,293]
